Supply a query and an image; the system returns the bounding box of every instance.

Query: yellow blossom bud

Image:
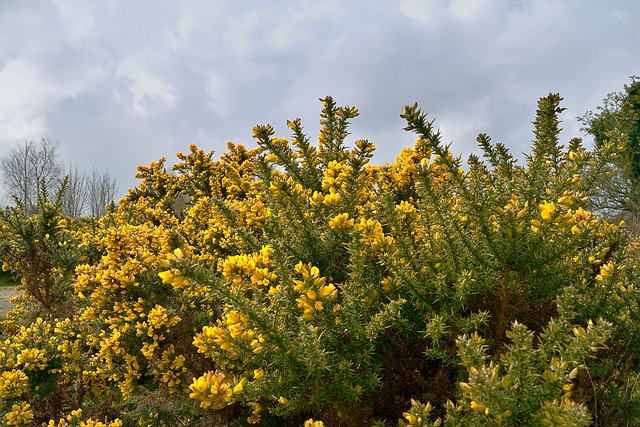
[459,382,473,393]
[470,400,485,412]
[319,284,337,298]
[539,201,556,222]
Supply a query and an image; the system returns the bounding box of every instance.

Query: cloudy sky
[1,0,639,199]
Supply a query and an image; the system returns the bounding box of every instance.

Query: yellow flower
[470,400,486,412]
[595,262,614,283]
[16,348,48,371]
[319,283,337,298]
[395,200,416,215]
[539,201,556,222]
[158,248,185,268]
[459,381,473,393]
[247,402,263,424]
[322,161,349,193]
[265,153,277,162]
[309,191,324,205]
[323,192,342,206]
[147,304,169,328]
[5,402,33,426]
[0,370,29,398]
[189,371,246,410]
[158,269,188,289]
[329,213,355,230]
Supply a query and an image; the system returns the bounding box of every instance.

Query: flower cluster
[44,409,123,427]
[221,245,276,291]
[193,309,264,361]
[188,370,246,410]
[293,262,337,321]
[4,402,32,426]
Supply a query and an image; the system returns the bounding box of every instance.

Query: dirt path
[0,287,22,316]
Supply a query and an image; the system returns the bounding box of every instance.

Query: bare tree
[1,137,120,217]
[0,138,63,212]
[87,167,118,217]
[61,163,87,218]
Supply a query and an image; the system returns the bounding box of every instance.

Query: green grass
[0,271,18,288]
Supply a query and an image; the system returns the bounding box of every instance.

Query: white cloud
[116,59,178,116]
[397,0,444,26]
[0,60,45,118]
[449,0,500,21]
[435,103,491,152]
[163,2,226,51]
[205,74,230,116]
[397,0,507,28]
[267,0,345,50]
[215,1,347,59]
[0,58,102,143]
[51,0,96,42]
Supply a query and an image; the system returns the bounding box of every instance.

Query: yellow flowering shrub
[0,95,638,426]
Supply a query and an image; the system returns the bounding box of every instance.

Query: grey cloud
[0,0,639,198]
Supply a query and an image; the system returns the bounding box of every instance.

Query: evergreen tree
[580,76,640,218]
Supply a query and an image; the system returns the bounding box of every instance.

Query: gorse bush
[0,95,639,426]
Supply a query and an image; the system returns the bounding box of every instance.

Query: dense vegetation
[0,94,638,426]
[580,76,640,222]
